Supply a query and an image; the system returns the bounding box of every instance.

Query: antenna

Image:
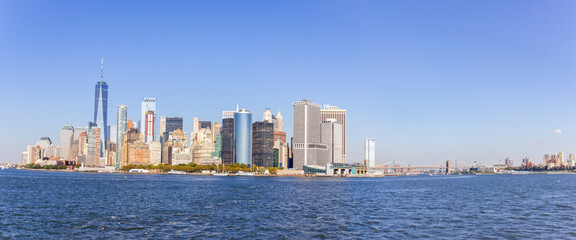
[100,58,104,83]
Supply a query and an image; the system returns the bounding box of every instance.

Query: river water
[1,169,576,239]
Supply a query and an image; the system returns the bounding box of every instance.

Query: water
[2,170,576,239]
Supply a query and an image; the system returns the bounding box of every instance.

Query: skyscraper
[94,59,108,157]
[221,118,235,164]
[166,117,183,133]
[252,121,274,167]
[293,100,328,169]
[160,116,166,136]
[321,105,347,163]
[145,110,155,144]
[60,123,74,160]
[140,98,156,135]
[321,119,343,164]
[234,109,252,165]
[116,104,127,169]
[364,138,375,167]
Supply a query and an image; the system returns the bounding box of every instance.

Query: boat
[168,170,186,175]
[212,173,229,176]
[236,171,255,176]
[129,169,150,173]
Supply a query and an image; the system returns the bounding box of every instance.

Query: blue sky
[1,1,575,166]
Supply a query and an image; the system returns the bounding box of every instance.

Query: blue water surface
[1,169,576,239]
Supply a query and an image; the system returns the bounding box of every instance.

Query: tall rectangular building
[321,119,343,165]
[293,100,328,169]
[140,98,156,134]
[321,105,346,163]
[221,118,235,164]
[145,111,155,144]
[60,124,74,160]
[364,138,375,167]
[252,121,274,167]
[94,59,108,157]
[116,104,127,169]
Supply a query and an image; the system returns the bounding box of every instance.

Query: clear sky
[1,0,575,166]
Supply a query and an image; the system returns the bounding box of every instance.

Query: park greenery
[24,163,67,170]
[120,163,283,174]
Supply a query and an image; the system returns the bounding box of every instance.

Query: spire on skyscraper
[100,58,104,83]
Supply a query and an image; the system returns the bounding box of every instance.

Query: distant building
[160,116,166,136]
[108,125,117,143]
[116,104,127,169]
[521,157,533,168]
[60,123,74,160]
[252,121,274,167]
[274,139,289,168]
[166,117,183,133]
[149,141,162,165]
[321,119,343,165]
[193,127,217,165]
[234,109,252,165]
[94,59,108,157]
[163,129,191,165]
[293,100,328,169]
[221,118,235,164]
[504,157,513,169]
[140,98,156,133]
[364,138,376,167]
[87,126,102,166]
[321,105,346,163]
[275,110,284,132]
[145,110,155,144]
[121,128,149,166]
[200,121,212,130]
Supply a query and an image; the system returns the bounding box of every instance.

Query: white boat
[212,173,229,176]
[168,170,186,175]
[129,169,150,173]
[236,171,255,176]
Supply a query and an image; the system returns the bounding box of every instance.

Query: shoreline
[9,168,576,177]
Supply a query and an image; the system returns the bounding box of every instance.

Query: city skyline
[2,1,576,165]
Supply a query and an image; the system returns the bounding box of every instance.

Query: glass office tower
[234,109,252,166]
[94,59,108,157]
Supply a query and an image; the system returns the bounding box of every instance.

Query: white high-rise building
[116,104,127,169]
[364,138,375,167]
[321,105,347,163]
[293,100,328,169]
[321,119,343,164]
[60,123,74,160]
[145,111,155,144]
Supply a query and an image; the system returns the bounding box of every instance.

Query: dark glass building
[166,117,183,133]
[221,118,235,164]
[200,121,212,129]
[252,121,274,167]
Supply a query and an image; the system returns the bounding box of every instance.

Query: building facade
[321,119,343,165]
[116,104,127,169]
[221,118,235,164]
[94,59,108,157]
[234,109,252,165]
[140,98,156,134]
[252,121,274,167]
[321,105,346,163]
[60,123,74,160]
[364,138,376,167]
[293,100,328,169]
